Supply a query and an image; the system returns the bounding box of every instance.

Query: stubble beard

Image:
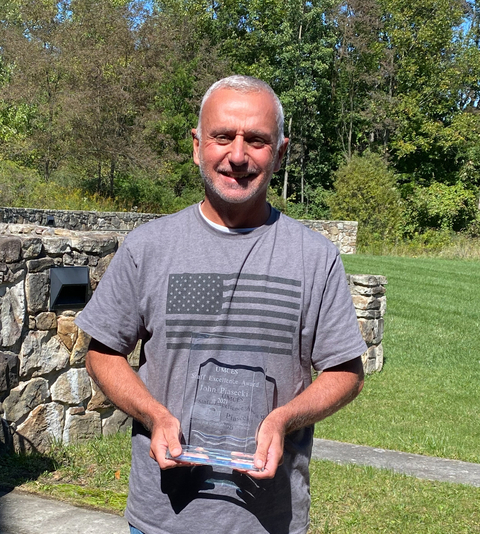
[198,156,274,206]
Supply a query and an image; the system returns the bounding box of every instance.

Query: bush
[0,160,119,211]
[114,166,204,214]
[404,181,478,234]
[328,152,403,248]
[268,186,333,220]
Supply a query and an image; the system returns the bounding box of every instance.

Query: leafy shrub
[114,166,204,214]
[328,152,403,248]
[0,160,39,206]
[268,186,333,220]
[404,181,478,233]
[466,214,480,238]
[0,160,118,211]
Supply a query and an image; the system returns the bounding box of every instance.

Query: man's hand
[244,356,364,479]
[149,412,184,469]
[246,410,286,479]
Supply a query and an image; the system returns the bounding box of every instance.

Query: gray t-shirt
[76,204,366,534]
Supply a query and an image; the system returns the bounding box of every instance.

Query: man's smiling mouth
[218,170,258,179]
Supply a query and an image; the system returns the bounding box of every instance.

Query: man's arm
[86,339,183,468]
[250,356,364,479]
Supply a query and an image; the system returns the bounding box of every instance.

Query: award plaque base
[166,445,261,471]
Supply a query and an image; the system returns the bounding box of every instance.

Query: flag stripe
[166,342,292,355]
[222,308,298,321]
[165,330,293,345]
[224,296,300,310]
[225,273,302,287]
[166,319,297,333]
[223,284,301,298]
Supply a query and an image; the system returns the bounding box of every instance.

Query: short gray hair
[196,75,285,150]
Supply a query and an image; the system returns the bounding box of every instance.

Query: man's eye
[248,139,266,148]
[215,135,231,145]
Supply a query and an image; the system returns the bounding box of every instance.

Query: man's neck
[200,197,271,229]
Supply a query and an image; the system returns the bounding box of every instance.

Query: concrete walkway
[0,489,129,534]
[312,438,480,487]
[1,438,480,534]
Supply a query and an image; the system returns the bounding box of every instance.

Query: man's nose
[228,135,248,166]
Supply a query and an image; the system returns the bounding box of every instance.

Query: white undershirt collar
[198,203,258,234]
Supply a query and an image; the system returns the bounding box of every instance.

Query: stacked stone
[347,274,387,374]
[0,207,161,232]
[1,208,358,254]
[300,220,358,254]
[0,227,133,454]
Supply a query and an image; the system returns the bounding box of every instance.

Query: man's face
[192,88,288,207]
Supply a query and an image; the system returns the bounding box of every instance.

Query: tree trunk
[282,116,293,201]
[109,159,115,198]
[97,161,102,192]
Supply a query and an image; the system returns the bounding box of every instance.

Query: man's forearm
[251,356,364,478]
[273,356,364,434]
[85,339,183,467]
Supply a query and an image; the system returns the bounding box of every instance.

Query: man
[76,75,366,534]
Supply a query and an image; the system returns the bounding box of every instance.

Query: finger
[164,427,183,458]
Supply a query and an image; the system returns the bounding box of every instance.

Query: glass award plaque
[167,334,270,471]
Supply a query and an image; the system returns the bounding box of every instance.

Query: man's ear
[274,138,289,172]
[192,128,200,166]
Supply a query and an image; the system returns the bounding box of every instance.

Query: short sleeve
[310,252,366,371]
[75,240,144,355]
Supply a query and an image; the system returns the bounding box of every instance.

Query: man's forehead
[204,87,275,110]
[201,88,277,129]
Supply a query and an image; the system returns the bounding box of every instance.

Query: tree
[158,0,337,205]
[0,0,71,179]
[330,0,397,160]
[381,0,469,184]
[0,0,230,207]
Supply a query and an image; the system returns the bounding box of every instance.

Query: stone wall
[0,223,384,454]
[0,207,358,254]
[0,206,159,233]
[0,224,130,454]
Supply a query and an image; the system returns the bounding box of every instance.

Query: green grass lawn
[309,460,480,533]
[315,255,480,463]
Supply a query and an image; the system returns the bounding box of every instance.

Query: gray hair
[196,75,285,150]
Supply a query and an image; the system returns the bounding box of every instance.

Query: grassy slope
[315,255,480,463]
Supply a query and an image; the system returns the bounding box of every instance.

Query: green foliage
[328,152,403,246]
[0,0,228,203]
[1,0,480,219]
[0,160,119,211]
[404,181,478,233]
[113,166,204,214]
[269,185,333,220]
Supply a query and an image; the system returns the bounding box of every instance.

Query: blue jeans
[129,526,145,534]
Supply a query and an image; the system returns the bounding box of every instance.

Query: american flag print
[165,272,302,356]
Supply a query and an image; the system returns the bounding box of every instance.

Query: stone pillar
[348,274,387,374]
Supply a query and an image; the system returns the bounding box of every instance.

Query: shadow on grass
[0,434,57,493]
